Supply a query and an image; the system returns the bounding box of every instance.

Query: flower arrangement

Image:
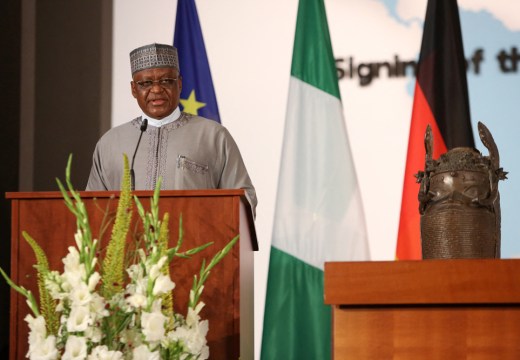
[1,155,237,360]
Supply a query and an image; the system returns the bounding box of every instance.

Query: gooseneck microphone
[130,118,148,190]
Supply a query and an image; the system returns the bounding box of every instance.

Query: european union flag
[174,0,221,123]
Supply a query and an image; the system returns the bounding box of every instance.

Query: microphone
[130,118,148,190]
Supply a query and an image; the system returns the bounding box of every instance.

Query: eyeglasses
[135,78,179,90]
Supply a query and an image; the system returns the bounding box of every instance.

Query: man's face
[131,67,182,119]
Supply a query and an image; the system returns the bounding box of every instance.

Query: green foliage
[158,212,175,330]
[101,154,133,299]
[1,153,239,359]
[190,235,239,309]
[22,231,59,336]
[0,267,39,316]
[56,155,97,278]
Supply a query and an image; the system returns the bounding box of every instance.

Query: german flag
[396,0,475,260]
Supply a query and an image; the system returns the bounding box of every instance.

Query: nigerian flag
[260,0,370,358]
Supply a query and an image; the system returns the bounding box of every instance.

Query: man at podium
[86,43,257,213]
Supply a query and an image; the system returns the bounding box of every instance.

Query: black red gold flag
[396,0,475,260]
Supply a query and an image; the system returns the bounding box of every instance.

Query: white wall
[113,1,520,358]
[113,3,296,357]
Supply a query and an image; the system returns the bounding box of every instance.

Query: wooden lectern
[7,189,257,360]
[325,259,520,359]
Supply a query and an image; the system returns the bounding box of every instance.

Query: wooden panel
[326,260,520,359]
[325,259,520,305]
[6,189,247,200]
[8,190,254,360]
[332,306,520,360]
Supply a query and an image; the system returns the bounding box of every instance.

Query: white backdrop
[112,1,520,358]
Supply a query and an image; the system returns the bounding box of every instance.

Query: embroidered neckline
[131,113,190,133]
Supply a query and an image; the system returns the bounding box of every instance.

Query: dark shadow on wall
[31,0,112,190]
[0,0,21,356]
[0,0,112,355]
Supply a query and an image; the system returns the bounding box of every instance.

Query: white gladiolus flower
[132,345,160,360]
[126,264,141,280]
[195,301,205,315]
[176,309,209,358]
[63,247,81,273]
[148,265,161,280]
[87,272,100,291]
[150,299,163,313]
[45,271,64,300]
[188,288,203,305]
[156,255,167,268]
[141,311,167,342]
[89,293,108,317]
[56,300,65,312]
[25,314,46,337]
[74,231,83,249]
[60,279,73,293]
[25,314,47,351]
[186,303,205,327]
[45,284,61,300]
[167,319,209,360]
[148,256,167,280]
[62,264,87,290]
[133,278,147,295]
[67,306,93,332]
[26,298,36,314]
[85,326,103,343]
[87,345,123,360]
[62,335,87,360]
[137,249,146,263]
[187,320,209,358]
[126,293,147,309]
[70,283,92,306]
[27,335,59,360]
[152,275,175,295]
[124,282,136,294]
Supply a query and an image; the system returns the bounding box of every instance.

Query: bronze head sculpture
[416,122,507,259]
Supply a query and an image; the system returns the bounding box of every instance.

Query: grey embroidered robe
[86,113,257,213]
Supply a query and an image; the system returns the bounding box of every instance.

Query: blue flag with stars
[174,0,221,123]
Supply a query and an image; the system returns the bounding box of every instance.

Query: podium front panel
[8,190,255,360]
[325,260,520,359]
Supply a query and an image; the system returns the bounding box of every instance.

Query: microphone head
[140,118,148,131]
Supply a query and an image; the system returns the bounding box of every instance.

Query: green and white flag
[261,0,370,358]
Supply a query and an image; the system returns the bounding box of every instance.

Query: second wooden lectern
[325,259,520,359]
[8,189,256,360]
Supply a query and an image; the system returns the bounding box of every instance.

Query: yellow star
[180,90,206,115]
